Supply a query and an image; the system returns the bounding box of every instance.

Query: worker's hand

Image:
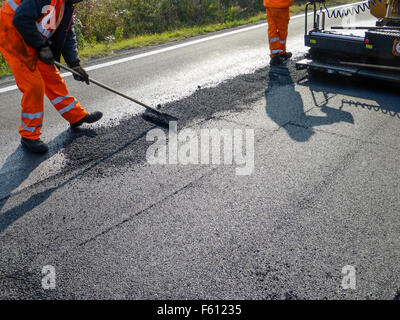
[71,65,90,85]
[38,46,55,65]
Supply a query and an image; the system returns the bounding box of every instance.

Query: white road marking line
[0,1,365,95]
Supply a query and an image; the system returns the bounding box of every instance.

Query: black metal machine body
[296,0,400,83]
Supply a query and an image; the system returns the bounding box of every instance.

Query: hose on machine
[321,0,385,18]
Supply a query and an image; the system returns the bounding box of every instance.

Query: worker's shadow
[265,65,354,141]
[0,128,97,233]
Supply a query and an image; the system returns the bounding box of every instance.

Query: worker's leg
[266,8,283,57]
[0,47,45,140]
[276,7,290,55]
[37,61,87,125]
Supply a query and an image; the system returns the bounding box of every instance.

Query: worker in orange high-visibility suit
[264,0,294,66]
[0,0,103,154]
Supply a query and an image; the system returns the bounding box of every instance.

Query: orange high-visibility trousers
[0,6,87,140]
[266,7,290,57]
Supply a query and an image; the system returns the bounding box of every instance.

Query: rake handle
[54,61,163,115]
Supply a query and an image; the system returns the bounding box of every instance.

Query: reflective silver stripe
[36,22,52,38]
[21,122,42,133]
[58,99,77,115]
[269,37,280,43]
[22,112,44,120]
[271,49,283,54]
[280,40,286,44]
[7,0,19,11]
[51,94,70,105]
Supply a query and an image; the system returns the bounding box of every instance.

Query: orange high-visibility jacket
[2,0,66,40]
[0,0,66,71]
[264,0,294,8]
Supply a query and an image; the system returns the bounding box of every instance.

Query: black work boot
[270,55,284,66]
[21,138,49,154]
[279,52,293,61]
[71,111,103,129]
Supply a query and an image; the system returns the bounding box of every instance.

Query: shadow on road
[0,123,153,234]
[265,64,355,142]
[300,71,400,119]
[339,99,400,118]
[0,128,97,233]
[300,73,400,119]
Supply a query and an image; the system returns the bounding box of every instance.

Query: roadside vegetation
[0,0,358,76]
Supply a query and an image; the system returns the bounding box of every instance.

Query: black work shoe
[270,55,284,66]
[21,138,49,154]
[71,111,103,129]
[279,52,293,61]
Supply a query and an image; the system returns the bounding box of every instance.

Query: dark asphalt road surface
[0,6,399,299]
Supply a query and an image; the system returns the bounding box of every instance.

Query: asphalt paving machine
[296,0,400,83]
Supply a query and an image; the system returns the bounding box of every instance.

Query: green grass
[0,54,10,77]
[289,0,353,15]
[0,0,358,77]
[77,14,267,61]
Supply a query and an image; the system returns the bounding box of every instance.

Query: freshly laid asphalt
[0,7,399,299]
